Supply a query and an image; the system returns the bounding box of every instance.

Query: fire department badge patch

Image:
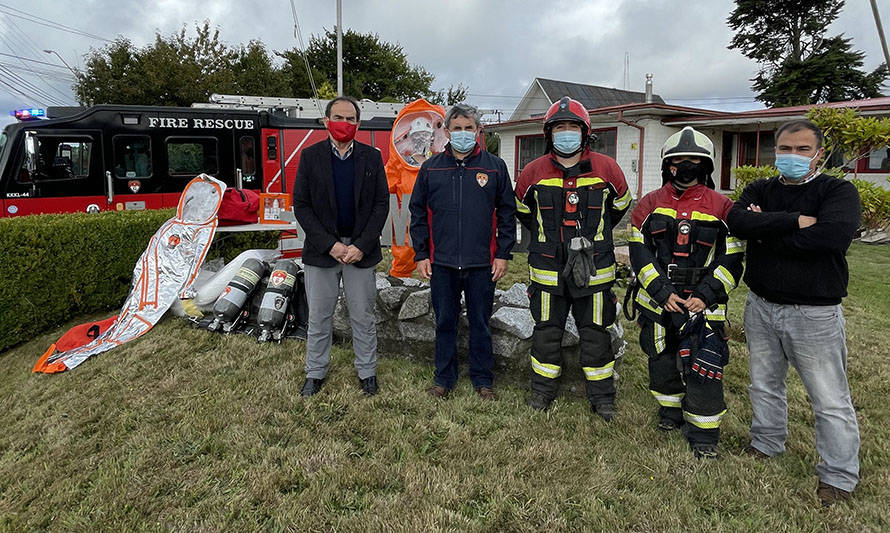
[128,180,141,193]
[270,270,287,286]
[476,173,488,187]
[167,234,181,247]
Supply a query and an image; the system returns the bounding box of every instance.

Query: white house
[487,78,890,196]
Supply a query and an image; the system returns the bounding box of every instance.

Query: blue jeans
[744,292,860,492]
[430,264,495,389]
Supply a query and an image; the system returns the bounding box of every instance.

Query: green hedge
[0,210,279,353]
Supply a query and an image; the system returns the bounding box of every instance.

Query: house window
[865,146,890,171]
[516,127,618,175]
[517,135,547,174]
[590,128,617,159]
[739,131,775,167]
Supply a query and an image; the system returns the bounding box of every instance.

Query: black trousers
[638,314,727,446]
[528,284,616,405]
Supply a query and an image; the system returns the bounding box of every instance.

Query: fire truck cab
[0,103,395,218]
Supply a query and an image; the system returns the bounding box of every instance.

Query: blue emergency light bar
[10,108,46,121]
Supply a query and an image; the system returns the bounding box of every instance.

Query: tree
[808,106,890,171]
[278,28,435,102]
[728,0,887,107]
[76,22,283,106]
[76,23,438,107]
[808,107,890,230]
[429,83,469,106]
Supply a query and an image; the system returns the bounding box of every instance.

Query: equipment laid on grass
[206,258,267,333]
[256,259,300,342]
[33,174,224,373]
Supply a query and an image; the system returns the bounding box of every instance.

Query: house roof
[489,95,890,132]
[488,102,720,132]
[663,96,890,127]
[536,77,665,108]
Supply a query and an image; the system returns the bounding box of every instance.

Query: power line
[0,72,65,106]
[0,51,73,70]
[0,61,75,80]
[0,65,67,105]
[0,14,76,104]
[0,3,112,42]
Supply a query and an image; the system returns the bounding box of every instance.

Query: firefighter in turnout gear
[628,126,744,458]
[515,96,632,419]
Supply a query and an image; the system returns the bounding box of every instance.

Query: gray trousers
[744,292,860,492]
[303,259,377,380]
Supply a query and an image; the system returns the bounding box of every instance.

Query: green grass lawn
[1,244,888,531]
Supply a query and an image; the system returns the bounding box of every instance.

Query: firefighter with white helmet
[514,96,632,419]
[407,117,434,165]
[627,126,744,458]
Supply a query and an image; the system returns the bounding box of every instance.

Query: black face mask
[670,160,706,185]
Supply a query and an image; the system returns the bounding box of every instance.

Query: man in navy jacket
[292,96,389,398]
[409,103,516,400]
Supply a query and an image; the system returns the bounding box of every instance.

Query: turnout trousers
[528,284,617,405]
[639,314,727,446]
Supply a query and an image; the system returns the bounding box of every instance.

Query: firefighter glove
[563,236,593,288]
[690,323,729,382]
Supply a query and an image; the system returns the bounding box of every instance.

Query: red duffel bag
[218,188,260,226]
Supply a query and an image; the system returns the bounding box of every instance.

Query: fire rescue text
[147,117,255,129]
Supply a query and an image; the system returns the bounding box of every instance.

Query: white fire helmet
[409,117,434,135]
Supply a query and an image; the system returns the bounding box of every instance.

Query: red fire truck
[0,103,396,218]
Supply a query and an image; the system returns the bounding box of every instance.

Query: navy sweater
[331,152,355,236]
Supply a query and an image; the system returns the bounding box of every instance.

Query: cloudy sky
[0,0,887,125]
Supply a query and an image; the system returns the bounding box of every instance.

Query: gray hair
[445,103,481,129]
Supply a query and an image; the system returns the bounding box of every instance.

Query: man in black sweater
[726,119,861,507]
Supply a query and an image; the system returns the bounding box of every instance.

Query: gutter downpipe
[617,110,645,198]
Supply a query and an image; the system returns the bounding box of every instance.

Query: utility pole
[336,0,343,96]
[871,0,890,74]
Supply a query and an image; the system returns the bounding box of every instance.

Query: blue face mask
[775,153,816,181]
[449,130,476,153]
[552,130,582,155]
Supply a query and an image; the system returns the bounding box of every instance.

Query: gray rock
[379,286,409,311]
[402,277,422,287]
[499,283,529,307]
[860,230,890,244]
[375,275,392,290]
[399,319,437,343]
[562,314,579,347]
[332,295,351,337]
[398,288,431,320]
[490,306,534,339]
[492,333,532,360]
[374,301,387,324]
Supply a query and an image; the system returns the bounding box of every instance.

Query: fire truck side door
[2,130,108,216]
